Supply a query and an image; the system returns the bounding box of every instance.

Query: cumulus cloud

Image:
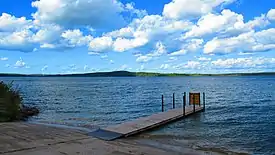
[163,0,236,19]
[169,49,187,56]
[169,39,203,56]
[84,65,90,71]
[32,24,62,43]
[31,0,126,29]
[198,57,212,61]
[267,9,275,20]
[136,42,166,62]
[212,57,275,68]
[174,61,201,69]
[0,57,8,61]
[89,36,113,52]
[61,29,93,47]
[101,55,108,59]
[160,64,170,70]
[166,57,178,62]
[0,29,37,52]
[184,9,269,39]
[103,14,192,54]
[0,13,32,32]
[14,58,28,68]
[204,28,275,54]
[113,37,148,52]
[136,55,153,63]
[41,65,48,72]
[120,64,128,70]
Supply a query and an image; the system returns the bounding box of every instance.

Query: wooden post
[193,93,195,113]
[203,92,206,111]
[162,95,164,112]
[183,92,186,116]
[173,93,175,109]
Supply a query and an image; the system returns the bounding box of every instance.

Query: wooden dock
[90,92,206,141]
[90,105,204,141]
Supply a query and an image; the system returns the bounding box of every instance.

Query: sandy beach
[0,122,217,155]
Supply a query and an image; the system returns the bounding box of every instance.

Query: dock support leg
[183,92,186,116]
[193,94,195,113]
[162,95,164,112]
[203,92,206,112]
[173,93,175,109]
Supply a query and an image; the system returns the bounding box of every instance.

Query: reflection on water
[1,76,275,155]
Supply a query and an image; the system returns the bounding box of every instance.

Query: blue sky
[0,0,275,74]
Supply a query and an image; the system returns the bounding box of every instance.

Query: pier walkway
[90,92,206,141]
[90,105,204,141]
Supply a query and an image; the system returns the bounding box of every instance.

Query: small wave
[196,145,250,155]
[137,133,194,140]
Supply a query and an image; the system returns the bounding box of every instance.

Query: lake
[1,76,275,155]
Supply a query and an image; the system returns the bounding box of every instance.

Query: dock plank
[102,105,204,138]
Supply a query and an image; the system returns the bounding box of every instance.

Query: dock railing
[161,92,206,116]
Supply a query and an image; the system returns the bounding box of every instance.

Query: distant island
[0,71,275,77]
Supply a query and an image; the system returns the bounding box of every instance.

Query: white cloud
[105,27,134,38]
[184,61,201,69]
[120,64,128,70]
[174,61,201,69]
[124,3,148,18]
[166,57,178,62]
[84,65,89,71]
[0,29,36,52]
[104,14,192,53]
[169,39,203,56]
[160,64,170,70]
[101,55,108,59]
[204,28,275,54]
[40,43,55,49]
[14,58,27,68]
[0,57,8,61]
[136,42,166,62]
[136,55,153,63]
[89,36,113,52]
[31,0,126,29]
[41,65,48,72]
[68,64,77,71]
[186,39,204,51]
[169,49,187,56]
[198,57,211,61]
[184,9,269,39]
[163,0,235,19]
[0,13,32,32]
[88,52,100,55]
[32,24,62,43]
[267,9,275,21]
[212,57,275,68]
[113,37,148,52]
[61,29,93,47]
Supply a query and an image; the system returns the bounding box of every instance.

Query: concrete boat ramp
[0,123,180,155]
[0,106,204,155]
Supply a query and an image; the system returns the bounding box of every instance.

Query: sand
[0,122,213,155]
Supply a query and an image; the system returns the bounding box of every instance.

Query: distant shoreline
[1,71,275,77]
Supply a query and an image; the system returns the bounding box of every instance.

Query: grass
[0,81,39,122]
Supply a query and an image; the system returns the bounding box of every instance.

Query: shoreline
[30,121,250,155]
[0,122,221,155]
[1,71,275,77]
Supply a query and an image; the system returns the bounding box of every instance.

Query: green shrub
[0,81,22,122]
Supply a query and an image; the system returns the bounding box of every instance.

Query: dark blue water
[1,76,275,155]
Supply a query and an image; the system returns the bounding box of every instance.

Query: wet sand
[0,122,218,155]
